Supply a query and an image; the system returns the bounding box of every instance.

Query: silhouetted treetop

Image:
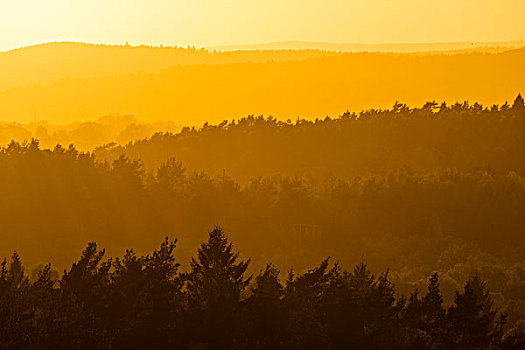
[0,228,523,349]
[513,93,525,110]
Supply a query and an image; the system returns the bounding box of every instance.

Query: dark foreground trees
[0,227,523,350]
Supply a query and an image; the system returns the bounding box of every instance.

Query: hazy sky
[1,0,524,51]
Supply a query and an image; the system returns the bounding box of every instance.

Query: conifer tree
[422,273,446,334]
[447,275,504,349]
[512,93,525,110]
[186,226,251,348]
[284,258,332,349]
[245,263,287,347]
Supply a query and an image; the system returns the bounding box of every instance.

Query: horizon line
[2,38,523,54]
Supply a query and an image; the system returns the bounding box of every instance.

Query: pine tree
[512,93,525,110]
[7,252,26,288]
[447,275,504,349]
[155,157,186,193]
[0,253,31,348]
[422,273,445,328]
[245,263,287,347]
[112,238,182,349]
[420,273,446,349]
[59,242,112,347]
[186,226,251,348]
[284,258,332,349]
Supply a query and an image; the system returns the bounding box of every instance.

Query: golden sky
[1,0,524,51]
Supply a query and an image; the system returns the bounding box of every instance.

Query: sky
[1,0,524,51]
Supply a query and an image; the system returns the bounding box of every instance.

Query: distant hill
[0,48,523,125]
[0,42,340,93]
[210,40,522,52]
[2,41,521,95]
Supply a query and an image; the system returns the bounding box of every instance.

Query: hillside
[0,48,523,125]
[0,42,340,93]
[1,100,524,348]
[94,98,525,180]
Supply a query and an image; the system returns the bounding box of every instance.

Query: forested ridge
[0,96,524,348]
[96,95,525,180]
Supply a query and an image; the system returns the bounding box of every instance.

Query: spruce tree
[246,263,287,347]
[186,226,251,348]
[512,93,525,110]
[447,275,504,349]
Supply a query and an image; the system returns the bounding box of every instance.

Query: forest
[0,115,179,151]
[95,95,525,179]
[0,96,524,348]
[1,226,524,349]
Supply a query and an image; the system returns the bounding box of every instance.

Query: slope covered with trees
[96,96,525,180]
[0,98,524,341]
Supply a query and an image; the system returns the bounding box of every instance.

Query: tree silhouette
[403,273,446,349]
[245,263,287,347]
[285,258,334,349]
[186,226,251,348]
[0,229,521,348]
[447,275,505,349]
[512,93,525,110]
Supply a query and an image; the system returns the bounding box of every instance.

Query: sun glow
[1,0,524,51]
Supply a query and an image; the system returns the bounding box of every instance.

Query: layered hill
[0,42,340,93]
[0,47,524,125]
